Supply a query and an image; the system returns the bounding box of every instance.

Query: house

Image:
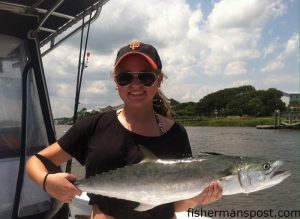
[281,92,300,111]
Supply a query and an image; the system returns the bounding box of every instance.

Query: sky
[42,0,300,118]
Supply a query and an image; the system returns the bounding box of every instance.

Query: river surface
[55,125,300,218]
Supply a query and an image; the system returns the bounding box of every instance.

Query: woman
[26,41,222,219]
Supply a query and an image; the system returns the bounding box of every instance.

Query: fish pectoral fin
[134,203,157,211]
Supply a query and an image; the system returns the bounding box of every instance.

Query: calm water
[185,127,300,218]
[56,125,300,218]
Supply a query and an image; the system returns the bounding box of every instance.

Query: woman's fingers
[45,173,81,203]
[197,181,223,205]
[213,181,223,200]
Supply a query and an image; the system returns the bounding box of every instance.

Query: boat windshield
[0,34,23,158]
[0,34,51,218]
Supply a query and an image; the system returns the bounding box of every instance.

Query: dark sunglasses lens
[116,73,132,86]
[139,73,156,87]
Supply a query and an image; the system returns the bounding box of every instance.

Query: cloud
[41,0,295,117]
[167,79,255,103]
[87,53,115,73]
[260,33,299,72]
[43,44,79,77]
[263,38,280,58]
[91,0,286,78]
[260,60,284,72]
[188,0,287,76]
[231,80,255,87]
[208,0,286,30]
[165,84,223,102]
[84,80,108,95]
[50,97,75,117]
[225,60,247,75]
[281,33,299,58]
[263,74,298,86]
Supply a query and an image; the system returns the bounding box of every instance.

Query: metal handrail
[29,0,65,38]
[40,0,109,55]
[30,0,46,8]
[41,5,102,56]
[0,1,74,19]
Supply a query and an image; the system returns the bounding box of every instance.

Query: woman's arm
[26,142,82,203]
[174,181,223,212]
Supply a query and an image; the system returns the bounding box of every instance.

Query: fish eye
[263,162,271,170]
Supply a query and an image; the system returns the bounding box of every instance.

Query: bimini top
[0,0,109,55]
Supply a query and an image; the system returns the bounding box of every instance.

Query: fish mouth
[271,169,291,180]
[269,160,291,182]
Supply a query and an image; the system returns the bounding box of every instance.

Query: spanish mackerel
[74,147,291,211]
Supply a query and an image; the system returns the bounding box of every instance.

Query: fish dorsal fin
[138,144,158,163]
[134,203,157,211]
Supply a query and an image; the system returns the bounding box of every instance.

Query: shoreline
[175,116,274,127]
[56,116,299,128]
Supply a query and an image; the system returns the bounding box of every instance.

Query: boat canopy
[0,0,108,55]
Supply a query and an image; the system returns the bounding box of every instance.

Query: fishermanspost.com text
[187,207,300,218]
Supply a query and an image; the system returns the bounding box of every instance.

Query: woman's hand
[195,180,223,205]
[174,180,223,212]
[44,172,82,203]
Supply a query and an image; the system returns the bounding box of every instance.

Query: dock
[256,110,300,129]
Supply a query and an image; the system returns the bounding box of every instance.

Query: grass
[176,116,274,127]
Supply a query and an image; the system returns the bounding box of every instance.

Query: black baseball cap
[114,41,162,70]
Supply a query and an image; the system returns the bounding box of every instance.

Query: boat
[0,1,108,218]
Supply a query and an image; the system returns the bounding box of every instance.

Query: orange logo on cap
[129,41,141,50]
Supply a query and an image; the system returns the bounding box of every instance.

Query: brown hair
[153,88,173,119]
[153,70,174,119]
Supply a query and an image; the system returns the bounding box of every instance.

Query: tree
[247,97,264,116]
[195,85,256,116]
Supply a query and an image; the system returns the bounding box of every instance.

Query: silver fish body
[75,153,290,211]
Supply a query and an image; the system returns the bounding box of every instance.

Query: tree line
[56,85,287,123]
[171,85,286,117]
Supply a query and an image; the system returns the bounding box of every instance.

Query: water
[186,127,300,218]
[56,125,300,218]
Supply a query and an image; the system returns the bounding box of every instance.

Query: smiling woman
[26,41,223,219]
[114,54,160,112]
[113,41,173,119]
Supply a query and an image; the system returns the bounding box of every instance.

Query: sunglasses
[115,72,158,87]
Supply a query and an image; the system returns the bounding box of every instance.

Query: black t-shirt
[58,110,192,219]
